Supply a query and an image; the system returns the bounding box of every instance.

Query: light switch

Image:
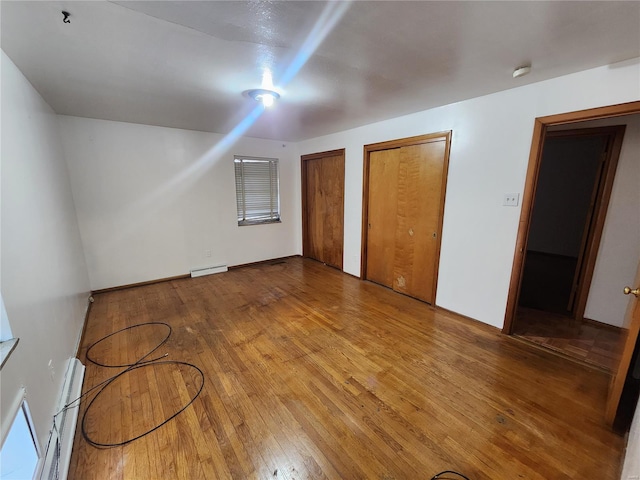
[503,193,520,207]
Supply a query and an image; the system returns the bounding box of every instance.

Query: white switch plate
[503,193,520,207]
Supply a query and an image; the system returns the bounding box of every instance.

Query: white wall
[297,59,640,328]
[0,51,91,449]
[58,116,301,291]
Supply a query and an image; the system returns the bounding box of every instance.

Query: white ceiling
[1,1,639,141]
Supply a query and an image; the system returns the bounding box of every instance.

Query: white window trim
[1,391,41,480]
[0,294,18,370]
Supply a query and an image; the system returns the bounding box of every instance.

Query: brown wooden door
[606,261,640,425]
[394,142,446,302]
[302,150,345,269]
[366,148,400,287]
[364,134,450,304]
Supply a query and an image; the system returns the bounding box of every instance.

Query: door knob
[623,286,640,297]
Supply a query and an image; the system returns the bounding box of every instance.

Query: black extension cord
[81,359,204,447]
[85,321,172,368]
[53,322,205,448]
[431,470,471,480]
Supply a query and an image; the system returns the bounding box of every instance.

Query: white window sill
[238,219,282,226]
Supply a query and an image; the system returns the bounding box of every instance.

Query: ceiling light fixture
[512,65,531,79]
[247,89,280,107]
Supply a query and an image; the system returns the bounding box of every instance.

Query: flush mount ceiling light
[247,89,280,107]
[512,65,532,79]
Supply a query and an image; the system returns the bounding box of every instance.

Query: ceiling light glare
[260,93,275,107]
[247,89,280,107]
[262,69,274,90]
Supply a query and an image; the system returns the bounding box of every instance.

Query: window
[1,400,39,480]
[0,294,18,369]
[234,156,280,225]
[1,293,13,342]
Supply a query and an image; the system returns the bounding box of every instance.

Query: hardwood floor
[68,257,625,479]
[513,307,623,372]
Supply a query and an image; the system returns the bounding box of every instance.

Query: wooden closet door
[303,151,345,269]
[366,148,400,287]
[392,142,446,303]
[364,133,449,305]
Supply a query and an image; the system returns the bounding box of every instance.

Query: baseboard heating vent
[39,358,85,480]
[190,265,228,278]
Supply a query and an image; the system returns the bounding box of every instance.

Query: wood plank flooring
[514,251,623,372]
[68,257,625,479]
[514,307,622,372]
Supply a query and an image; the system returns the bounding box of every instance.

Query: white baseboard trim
[190,264,228,278]
[37,357,85,480]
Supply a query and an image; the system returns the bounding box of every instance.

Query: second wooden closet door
[366,140,446,304]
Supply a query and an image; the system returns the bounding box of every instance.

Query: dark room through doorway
[513,125,626,371]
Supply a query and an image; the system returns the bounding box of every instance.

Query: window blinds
[234,157,280,225]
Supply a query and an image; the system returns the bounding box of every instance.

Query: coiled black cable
[80,360,205,447]
[51,321,205,449]
[430,470,471,480]
[85,322,172,368]
[55,322,174,413]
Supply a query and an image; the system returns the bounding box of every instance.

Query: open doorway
[518,129,619,315]
[513,126,625,370]
[504,102,640,373]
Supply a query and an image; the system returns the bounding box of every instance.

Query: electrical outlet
[503,193,520,207]
[205,249,211,257]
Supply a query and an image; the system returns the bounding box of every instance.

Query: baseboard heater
[39,357,85,480]
[190,265,228,278]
